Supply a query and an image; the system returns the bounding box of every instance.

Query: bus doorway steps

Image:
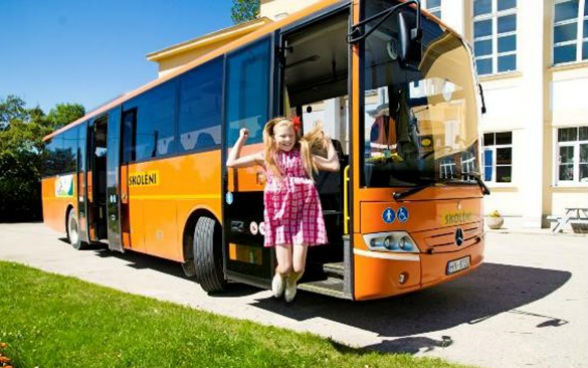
[323,262,344,278]
[298,276,346,299]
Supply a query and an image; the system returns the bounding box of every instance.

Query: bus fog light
[399,272,408,284]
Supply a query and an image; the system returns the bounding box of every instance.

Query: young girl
[226,117,340,302]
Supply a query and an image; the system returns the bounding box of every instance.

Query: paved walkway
[1,223,587,368]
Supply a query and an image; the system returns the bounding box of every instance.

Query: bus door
[119,108,137,250]
[105,107,123,252]
[87,116,108,241]
[77,121,90,244]
[222,36,275,288]
[275,5,352,298]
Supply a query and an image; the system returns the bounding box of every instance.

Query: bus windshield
[361,1,480,187]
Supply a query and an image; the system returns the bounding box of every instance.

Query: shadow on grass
[251,263,571,354]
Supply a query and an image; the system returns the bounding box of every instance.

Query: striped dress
[263,148,328,247]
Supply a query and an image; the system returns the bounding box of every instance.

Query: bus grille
[413,222,482,253]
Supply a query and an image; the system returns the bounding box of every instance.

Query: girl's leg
[272,244,292,298]
[292,244,308,277]
[274,244,293,275]
[284,244,308,302]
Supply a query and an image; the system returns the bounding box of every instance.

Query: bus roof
[43,0,460,142]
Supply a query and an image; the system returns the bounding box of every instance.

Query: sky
[0,0,234,114]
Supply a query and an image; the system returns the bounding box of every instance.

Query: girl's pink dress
[263,148,328,247]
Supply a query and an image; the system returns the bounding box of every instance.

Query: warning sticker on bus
[128,170,159,187]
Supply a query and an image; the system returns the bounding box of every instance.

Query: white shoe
[271,273,285,298]
[284,276,297,303]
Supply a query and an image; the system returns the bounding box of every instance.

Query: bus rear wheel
[193,216,226,293]
[66,208,85,250]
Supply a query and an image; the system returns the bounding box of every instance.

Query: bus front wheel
[66,208,85,250]
[193,216,226,293]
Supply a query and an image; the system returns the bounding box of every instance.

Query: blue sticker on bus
[397,207,409,223]
[226,192,233,205]
[382,207,396,224]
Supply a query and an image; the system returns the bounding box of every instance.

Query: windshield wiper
[460,171,491,195]
[393,172,490,201]
[393,181,436,200]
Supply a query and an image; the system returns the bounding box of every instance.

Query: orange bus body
[42,0,485,301]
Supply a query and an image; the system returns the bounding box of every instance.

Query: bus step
[298,277,346,299]
[322,262,344,278]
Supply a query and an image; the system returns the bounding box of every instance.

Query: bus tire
[193,216,226,293]
[66,208,85,250]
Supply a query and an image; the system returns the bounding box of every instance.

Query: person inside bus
[226,117,340,302]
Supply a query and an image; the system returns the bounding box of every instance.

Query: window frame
[473,0,518,76]
[552,0,588,65]
[482,131,513,185]
[554,126,588,185]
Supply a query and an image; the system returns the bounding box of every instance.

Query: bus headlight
[398,236,414,251]
[371,236,396,250]
[363,232,418,253]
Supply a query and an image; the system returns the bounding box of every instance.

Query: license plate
[446,256,470,275]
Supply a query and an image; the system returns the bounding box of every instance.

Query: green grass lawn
[0,261,475,368]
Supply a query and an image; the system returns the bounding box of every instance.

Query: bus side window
[121,109,136,163]
[178,57,223,152]
[123,80,177,162]
[225,37,271,146]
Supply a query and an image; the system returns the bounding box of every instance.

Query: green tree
[46,103,85,130]
[231,0,260,24]
[0,95,28,131]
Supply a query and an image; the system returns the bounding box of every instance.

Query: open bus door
[221,35,278,289]
[275,4,353,299]
[105,107,124,252]
[87,117,106,242]
[76,121,90,245]
[86,110,124,252]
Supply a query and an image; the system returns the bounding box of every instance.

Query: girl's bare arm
[226,128,264,168]
[313,136,340,172]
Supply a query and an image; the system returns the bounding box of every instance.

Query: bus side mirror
[397,11,422,67]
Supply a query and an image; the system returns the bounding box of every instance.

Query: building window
[483,132,512,183]
[556,126,588,183]
[553,0,588,64]
[425,0,442,18]
[473,0,517,76]
[440,157,456,179]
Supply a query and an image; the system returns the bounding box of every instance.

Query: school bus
[41,0,489,301]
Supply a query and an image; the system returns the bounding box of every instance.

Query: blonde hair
[263,117,326,180]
